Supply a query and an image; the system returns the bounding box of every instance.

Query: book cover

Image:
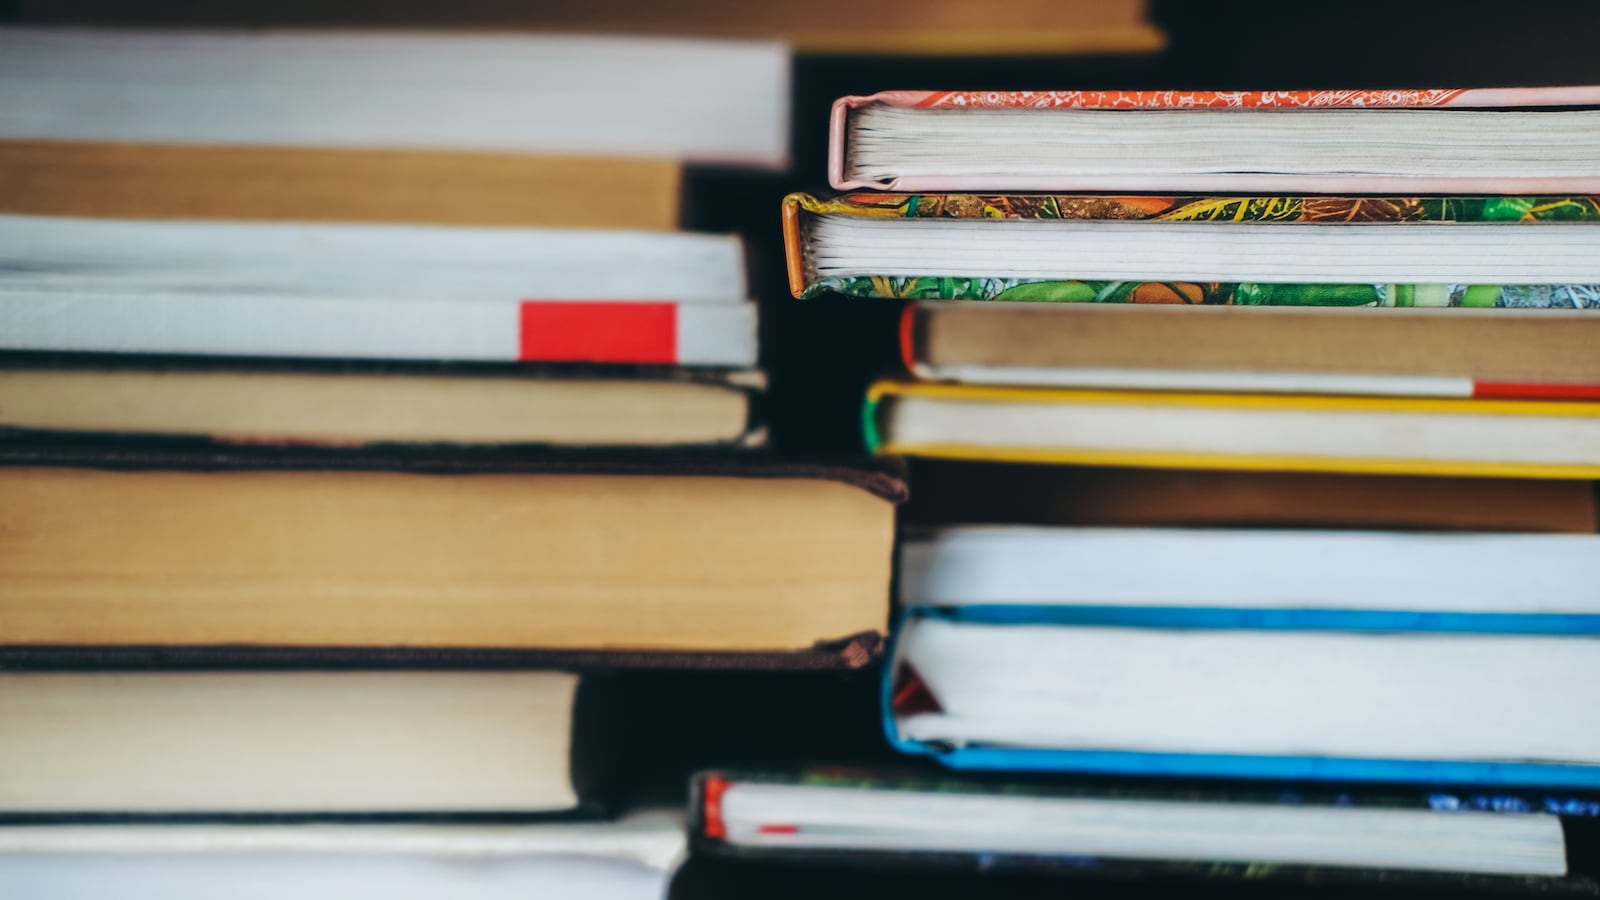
[693,769,1600,892]
[882,607,1600,788]
[899,302,1600,401]
[785,192,1600,309]
[0,443,905,670]
[829,87,1600,191]
[862,380,1600,480]
[0,358,768,451]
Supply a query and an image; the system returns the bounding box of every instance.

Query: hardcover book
[0,214,757,367]
[0,359,766,450]
[863,380,1600,479]
[14,0,1163,57]
[885,606,1600,787]
[900,301,1600,399]
[0,446,903,669]
[828,88,1600,192]
[784,192,1600,309]
[693,770,1600,891]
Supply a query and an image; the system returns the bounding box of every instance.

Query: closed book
[0,28,789,169]
[0,446,902,669]
[900,461,1599,534]
[829,88,1600,192]
[902,301,1600,400]
[887,526,1600,787]
[0,214,757,367]
[11,0,1162,57]
[0,359,766,450]
[0,141,684,231]
[0,813,684,900]
[693,770,1600,892]
[0,670,609,816]
[785,191,1600,310]
[864,381,1600,480]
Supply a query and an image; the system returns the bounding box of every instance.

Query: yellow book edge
[861,381,1600,480]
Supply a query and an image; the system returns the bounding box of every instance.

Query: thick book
[0,670,603,815]
[886,607,1600,787]
[829,88,1600,192]
[902,301,1600,399]
[784,192,1600,309]
[14,0,1163,57]
[0,215,757,367]
[693,770,1600,891]
[0,141,684,231]
[0,446,903,669]
[864,381,1600,479]
[0,360,766,450]
[901,460,1600,534]
[0,812,683,900]
[0,28,789,169]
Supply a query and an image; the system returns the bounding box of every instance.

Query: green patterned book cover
[783,192,1600,309]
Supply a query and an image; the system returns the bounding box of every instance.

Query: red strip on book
[1474,382,1600,401]
[518,301,678,364]
[701,774,730,840]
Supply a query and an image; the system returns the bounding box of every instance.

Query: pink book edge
[827,86,1600,190]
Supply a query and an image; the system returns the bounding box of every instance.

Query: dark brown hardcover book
[0,444,903,669]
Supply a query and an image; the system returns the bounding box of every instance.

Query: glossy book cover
[784,192,1600,309]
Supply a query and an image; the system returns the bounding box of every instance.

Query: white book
[895,618,1600,767]
[0,27,790,169]
[0,215,757,366]
[714,779,1568,878]
[0,813,684,900]
[900,527,1600,614]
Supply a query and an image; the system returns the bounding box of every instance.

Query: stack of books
[749,86,1600,891]
[0,28,902,898]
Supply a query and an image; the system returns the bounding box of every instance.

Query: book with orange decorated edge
[829,87,1600,192]
[862,380,1600,480]
[782,192,1600,310]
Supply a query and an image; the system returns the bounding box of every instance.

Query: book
[11,0,1163,57]
[0,447,902,668]
[0,141,684,231]
[693,770,1600,890]
[0,28,790,169]
[0,360,765,449]
[864,381,1600,479]
[901,301,1600,399]
[0,670,595,814]
[828,88,1600,192]
[886,609,1600,786]
[0,215,757,367]
[0,813,684,900]
[784,192,1600,309]
[901,461,1600,534]
[900,526,1600,617]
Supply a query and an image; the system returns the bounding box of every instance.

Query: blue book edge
[881,606,1600,788]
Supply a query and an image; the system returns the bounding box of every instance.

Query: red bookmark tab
[1474,382,1600,401]
[518,301,678,364]
[701,775,729,840]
